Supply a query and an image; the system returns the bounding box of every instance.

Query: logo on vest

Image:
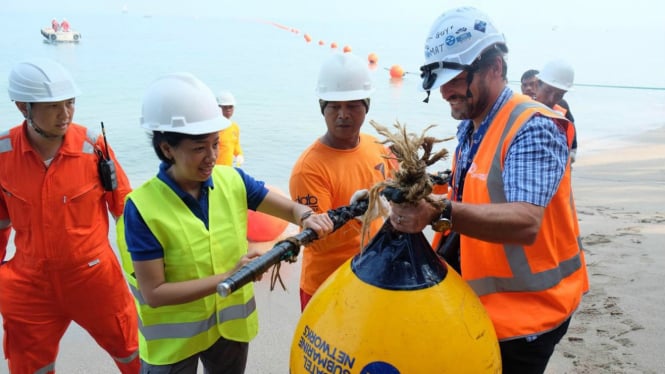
[467,163,487,181]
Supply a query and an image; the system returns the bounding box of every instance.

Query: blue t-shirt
[124,163,268,261]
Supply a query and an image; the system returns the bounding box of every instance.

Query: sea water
[0,7,664,373]
[1,11,663,192]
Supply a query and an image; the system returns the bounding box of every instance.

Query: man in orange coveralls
[0,58,139,373]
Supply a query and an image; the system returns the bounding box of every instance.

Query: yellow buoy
[290,226,501,373]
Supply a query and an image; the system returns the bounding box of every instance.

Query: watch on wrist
[430,199,452,232]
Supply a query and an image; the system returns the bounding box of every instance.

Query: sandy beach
[544,125,665,374]
[0,126,663,373]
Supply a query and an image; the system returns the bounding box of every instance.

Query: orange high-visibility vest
[553,103,568,117]
[459,95,588,340]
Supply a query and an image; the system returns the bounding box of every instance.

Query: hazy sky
[6,0,664,26]
[5,0,664,87]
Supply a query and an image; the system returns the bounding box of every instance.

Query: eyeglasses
[419,61,474,91]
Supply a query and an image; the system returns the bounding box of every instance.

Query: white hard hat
[8,59,81,102]
[216,91,236,106]
[537,59,574,91]
[140,73,230,135]
[420,6,506,91]
[316,52,374,101]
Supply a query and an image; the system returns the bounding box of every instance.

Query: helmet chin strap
[25,103,61,139]
[465,70,475,99]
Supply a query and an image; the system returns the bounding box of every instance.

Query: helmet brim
[419,69,463,92]
[318,88,374,102]
[141,115,231,135]
[536,75,573,92]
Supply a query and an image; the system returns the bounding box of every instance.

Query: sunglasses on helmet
[419,61,475,91]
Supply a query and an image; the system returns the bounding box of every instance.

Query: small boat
[41,27,81,43]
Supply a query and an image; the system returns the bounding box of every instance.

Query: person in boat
[0,58,140,372]
[214,90,244,167]
[51,18,59,31]
[61,19,70,32]
[289,52,396,311]
[118,72,333,373]
[391,6,588,373]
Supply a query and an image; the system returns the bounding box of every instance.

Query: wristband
[299,210,314,225]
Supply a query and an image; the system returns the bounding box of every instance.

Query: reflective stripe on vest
[118,166,257,365]
[138,297,256,340]
[468,100,582,296]
[83,128,99,155]
[112,349,139,364]
[34,363,55,374]
[0,138,12,153]
[460,95,588,339]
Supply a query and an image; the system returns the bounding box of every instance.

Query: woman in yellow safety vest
[118,72,333,373]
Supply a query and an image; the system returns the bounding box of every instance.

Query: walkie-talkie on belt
[98,122,117,191]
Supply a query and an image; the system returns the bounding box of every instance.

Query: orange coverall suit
[0,122,139,373]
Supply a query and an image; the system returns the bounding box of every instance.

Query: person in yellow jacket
[119,72,333,373]
[215,90,244,167]
[390,7,588,374]
[0,58,139,373]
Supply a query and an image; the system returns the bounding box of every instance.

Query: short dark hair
[521,69,539,83]
[151,131,210,164]
[477,44,508,81]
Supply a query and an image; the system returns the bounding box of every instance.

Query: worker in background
[534,60,578,163]
[215,91,244,167]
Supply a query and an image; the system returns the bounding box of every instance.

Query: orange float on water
[389,64,404,79]
[330,42,338,49]
[247,185,290,243]
[318,40,324,46]
[368,52,378,64]
[343,45,352,53]
[303,33,312,43]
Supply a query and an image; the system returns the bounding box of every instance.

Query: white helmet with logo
[8,59,81,102]
[216,91,236,106]
[140,73,230,135]
[537,59,574,91]
[316,52,374,101]
[420,6,506,91]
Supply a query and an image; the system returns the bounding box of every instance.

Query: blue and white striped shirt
[453,87,569,206]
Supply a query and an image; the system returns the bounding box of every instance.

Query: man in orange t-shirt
[290,53,395,311]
